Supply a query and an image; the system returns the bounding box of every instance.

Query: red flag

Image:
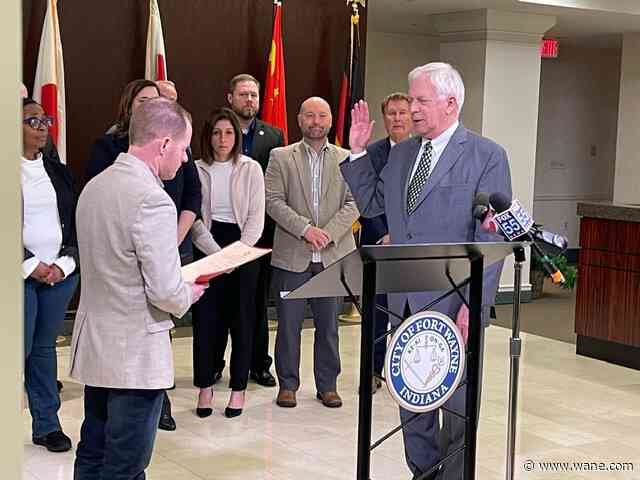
[34,0,66,163]
[145,0,168,81]
[262,1,288,144]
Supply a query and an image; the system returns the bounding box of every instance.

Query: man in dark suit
[225,74,285,388]
[341,62,512,480]
[360,92,412,392]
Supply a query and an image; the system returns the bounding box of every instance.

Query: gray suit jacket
[341,124,512,323]
[70,153,193,389]
[265,141,359,272]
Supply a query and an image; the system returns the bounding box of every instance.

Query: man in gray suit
[71,98,206,479]
[265,97,359,410]
[341,62,512,479]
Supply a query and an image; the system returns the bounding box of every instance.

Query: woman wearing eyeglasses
[22,98,79,453]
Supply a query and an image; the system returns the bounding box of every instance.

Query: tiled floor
[24,318,640,479]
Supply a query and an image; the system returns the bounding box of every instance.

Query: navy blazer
[85,133,202,256]
[359,137,390,245]
[249,119,285,248]
[341,124,512,323]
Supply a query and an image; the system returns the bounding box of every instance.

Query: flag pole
[339,0,366,324]
[347,0,364,88]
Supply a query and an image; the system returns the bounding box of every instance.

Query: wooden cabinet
[575,215,640,369]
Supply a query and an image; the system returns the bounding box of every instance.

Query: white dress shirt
[301,140,329,263]
[407,120,459,183]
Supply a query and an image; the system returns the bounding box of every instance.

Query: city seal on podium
[384,310,465,413]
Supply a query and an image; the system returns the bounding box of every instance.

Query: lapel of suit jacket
[383,137,392,158]
[251,119,268,163]
[321,145,337,202]
[401,137,423,223]
[411,125,467,213]
[292,142,315,217]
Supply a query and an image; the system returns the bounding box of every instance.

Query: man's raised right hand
[349,100,375,154]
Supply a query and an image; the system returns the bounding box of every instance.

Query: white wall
[614,33,640,205]
[533,43,621,246]
[365,31,440,141]
[0,0,24,476]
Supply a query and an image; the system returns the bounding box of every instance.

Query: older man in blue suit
[359,92,412,392]
[341,62,512,480]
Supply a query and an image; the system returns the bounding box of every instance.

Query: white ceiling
[369,0,640,45]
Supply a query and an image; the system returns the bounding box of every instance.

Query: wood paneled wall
[22,0,367,183]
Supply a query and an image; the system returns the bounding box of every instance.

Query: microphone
[474,192,566,284]
[529,225,568,254]
[472,192,491,221]
[473,192,568,250]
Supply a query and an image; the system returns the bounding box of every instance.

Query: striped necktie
[406,141,433,214]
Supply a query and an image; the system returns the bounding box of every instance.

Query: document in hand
[181,241,271,284]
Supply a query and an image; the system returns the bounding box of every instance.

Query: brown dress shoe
[276,389,297,408]
[316,391,343,408]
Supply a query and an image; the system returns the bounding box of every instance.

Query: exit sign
[541,39,559,58]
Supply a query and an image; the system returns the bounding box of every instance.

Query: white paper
[181,241,271,283]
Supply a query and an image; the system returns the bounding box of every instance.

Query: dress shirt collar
[422,120,459,150]
[301,139,329,157]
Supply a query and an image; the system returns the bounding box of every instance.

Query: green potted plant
[530,252,577,299]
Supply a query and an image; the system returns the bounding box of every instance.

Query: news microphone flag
[33,0,66,164]
[492,199,534,241]
[145,0,167,81]
[490,194,565,284]
[263,0,288,144]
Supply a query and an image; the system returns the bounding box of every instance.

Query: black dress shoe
[33,430,72,452]
[250,369,276,387]
[196,407,213,418]
[158,392,176,431]
[224,406,242,418]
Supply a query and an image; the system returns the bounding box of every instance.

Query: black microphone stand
[506,246,526,480]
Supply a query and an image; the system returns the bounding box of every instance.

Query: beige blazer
[191,154,265,254]
[265,141,359,272]
[69,153,192,390]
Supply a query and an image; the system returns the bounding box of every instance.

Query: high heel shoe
[224,391,245,418]
[196,387,213,418]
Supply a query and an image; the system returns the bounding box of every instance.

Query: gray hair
[408,62,465,111]
[129,97,189,146]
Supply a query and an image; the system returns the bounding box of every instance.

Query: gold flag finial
[347,0,365,25]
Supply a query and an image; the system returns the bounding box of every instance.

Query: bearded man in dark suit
[223,73,285,388]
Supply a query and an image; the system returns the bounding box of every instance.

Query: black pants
[192,220,259,391]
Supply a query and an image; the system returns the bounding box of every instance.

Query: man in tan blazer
[71,98,206,480]
[265,97,359,409]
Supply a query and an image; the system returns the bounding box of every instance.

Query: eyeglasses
[23,116,54,130]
